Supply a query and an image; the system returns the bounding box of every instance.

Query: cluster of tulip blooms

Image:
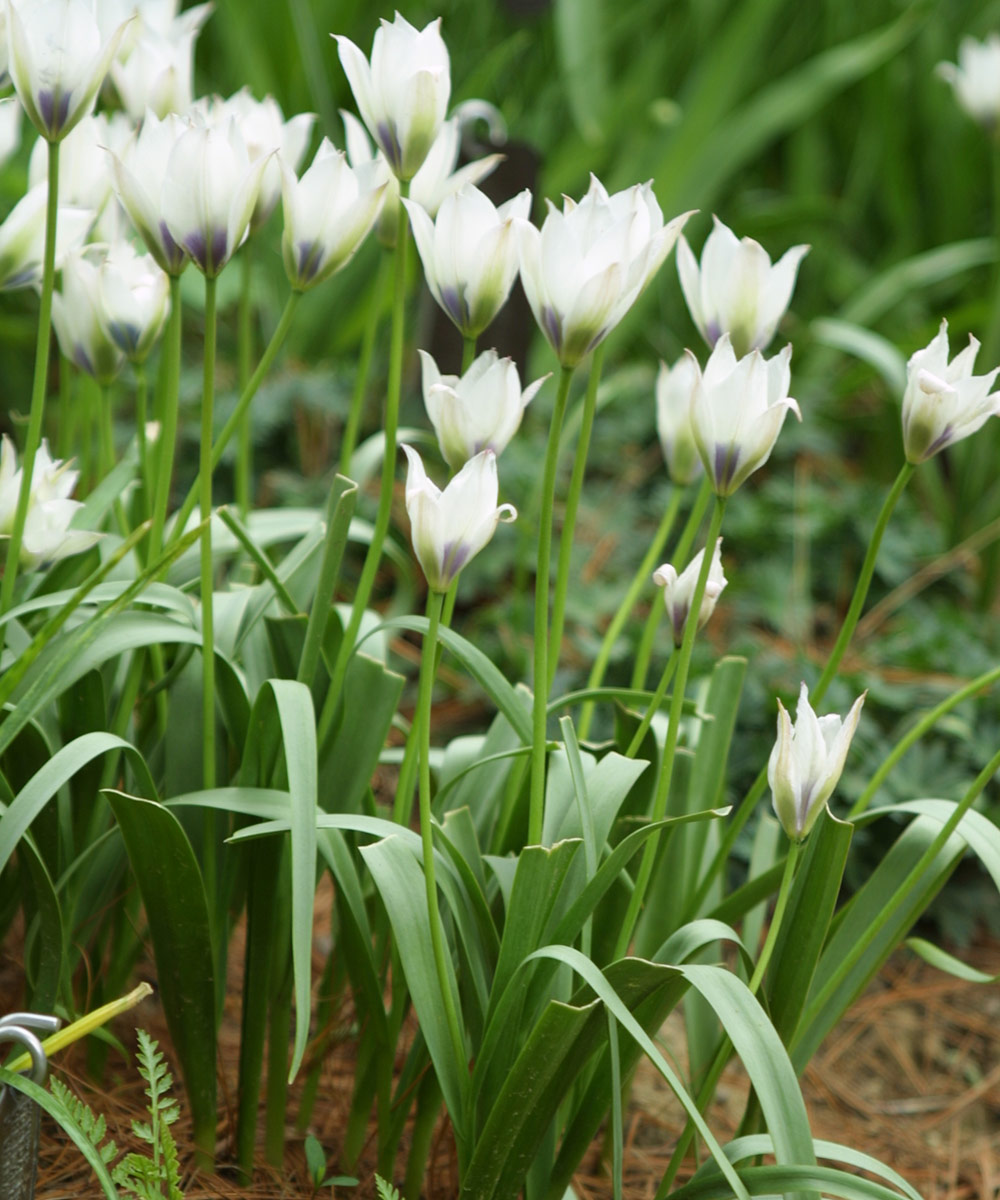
[4,0,1000,854]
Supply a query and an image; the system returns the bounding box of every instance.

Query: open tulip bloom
[418,348,547,471]
[689,336,801,496]
[519,174,691,368]
[280,139,389,291]
[768,682,866,842]
[653,538,726,646]
[0,436,99,568]
[401,444,516,593]
[335,12,450,183]
[937,35,1000,130]
[0,182,92,290]
[901,319,1000,463]
[405,185,531,339]
[8,0,131,141]
[677,216,809,358]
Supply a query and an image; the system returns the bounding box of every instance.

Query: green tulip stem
[200,274,219,910]
[795,741,1000,1054]
[167,290,301,547]
[528,364,575,845]
[1,140,60,615]
[461,334,477,373]
[657,840,801,1199]
[850,662,1000,817]
[624,652,678,759]
[319,184,410,747]
[340,251,390,477]
[416,588,468,1092]
[549,344,605,692]
[96,382,128,537]
[235,244,254,517]
[630,476,712,690]
[579,487,683,740]
[134,361,151,525]
[149,276,183,563]
[613,495,726,960]
[684,460,915,923]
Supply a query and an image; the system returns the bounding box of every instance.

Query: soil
[4,906,1000,1199]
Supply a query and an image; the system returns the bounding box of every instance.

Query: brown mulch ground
[4,912,1000,1200]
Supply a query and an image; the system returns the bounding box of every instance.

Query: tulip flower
[343,109,502,246]
[689,335,801,496]
[677,216,809,358]
[405,185,531,339]
[418,348,547,470]
[335,12,450,182]
[51,248,125,384]
[768,682,865,842]
[0,97,20,169]
[159,117,269,277]
[110,18,202,120]
[655,356,702,486]
[519,174,691,368]
[0,436,99,569]
[96,241,170,363]
[8,0,130,141]
[652,538,726,646]
[280,139,388,291]
[110,109,192,275]
[901,319,1000,463]
[937,36,1000,130]
[401,444,516,592]
[0,183,92,291]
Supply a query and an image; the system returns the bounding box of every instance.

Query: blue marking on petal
[377,121,403,173]
[73,345,95,377]
[182,231,208,271]
[108,321,141,355]
[705,320,721,346]
[713,443,739,490]
[541,306,562,352]
[37,89,70,136]
[210,228,228,272]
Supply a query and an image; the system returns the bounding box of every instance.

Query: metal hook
[0,1014,61,1086]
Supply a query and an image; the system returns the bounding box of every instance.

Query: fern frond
[48,1075,118,1164]
[374,1175,402,1200]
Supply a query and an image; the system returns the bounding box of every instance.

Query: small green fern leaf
[374,1175,402,1200]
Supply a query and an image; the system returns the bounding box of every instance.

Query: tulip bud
[0,183,92,291]
[519,174,691,368]
[689,336,801,496]
[652,538,726,646]
[0,436,100,569]
[901,319,1000,463]
[768,682,865,842]
[677,216,808,358]
[655,356,702,486]
[418,348,547,471]
[335,13,450,183]
[280,139,388,291]
[8,0,131,141]
[96,241,171,363]
[937,36,1000,131]
[405,185,530,339]
[52,248,125,384]
[401,444,516,592]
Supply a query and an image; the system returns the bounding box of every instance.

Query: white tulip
[405,185,530,339]
[655,356,702,486]
[677,216,808,358]
[280,138,388,291]
[519,174,691,367]
[0,183,92,291]
[0,436,99,569]
[901,319,1000,463]
[769,682,865,842]
[418,348,547,471]
[96,241,170,363]
[689,336,801,496]
[652,538,726,646]
[51,247,125,384]
[401,444,516,592]
[335,12,450,182]
[938,35,1000,129]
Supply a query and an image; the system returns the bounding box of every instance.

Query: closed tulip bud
[405,185,530,339]
[401,444,516,592]
[8,0,131,141]
[652,538,726,646]
[769,682,865,842]
[937,36,1000,131]
[656,356,702,486]
[677,216,808,358]
[418,348,547,471]
[0,436,99,569]
[901,319,1000,463]
[335,12,450,183]
[110,20,200,120]
[0,183,92,291]
[689,336,801,496]
[519,174,691,368]
[51,248,125,384]
[0,97,20,170]
[343,109,503,247]
[96,241,170,363]
[160,117,269,277]
[280,139,388,291]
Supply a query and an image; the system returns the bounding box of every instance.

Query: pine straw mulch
[5,918,1000,1200]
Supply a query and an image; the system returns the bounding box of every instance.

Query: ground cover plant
[3,0,1000,1197]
